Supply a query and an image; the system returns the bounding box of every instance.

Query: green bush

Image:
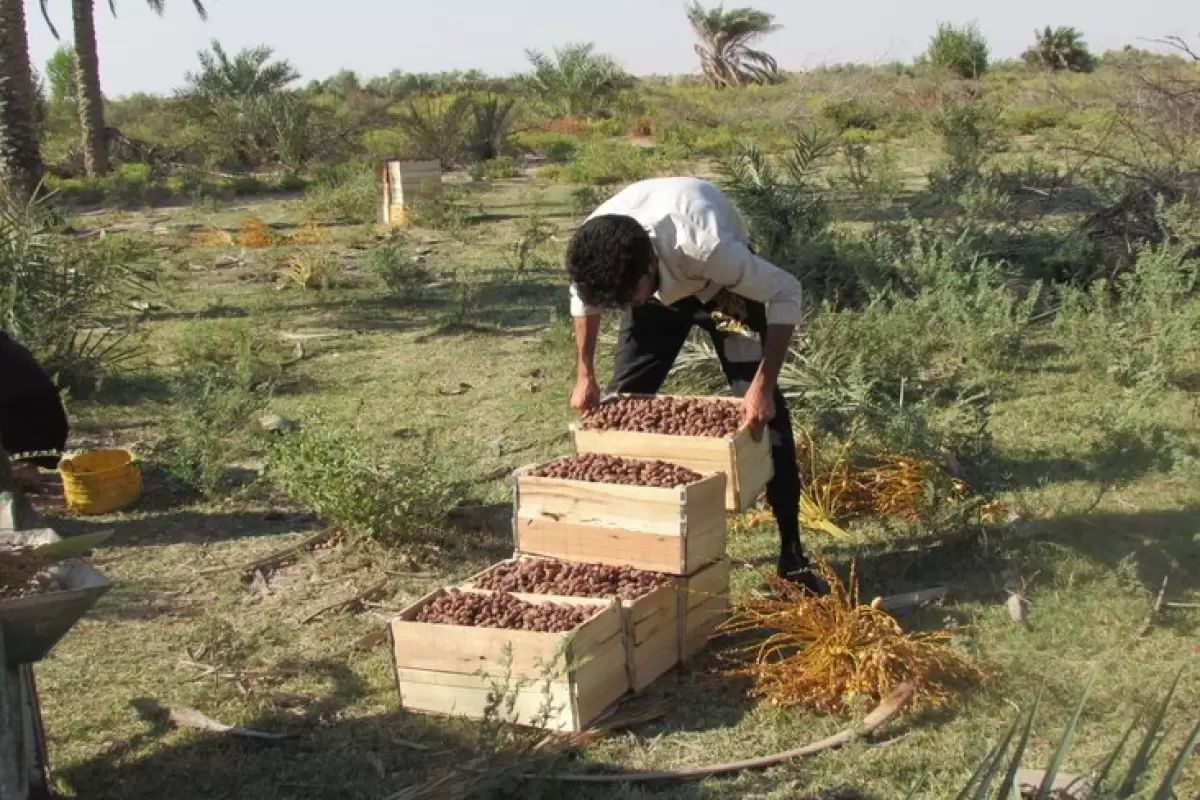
[263,420,462,545]
[472,155,518,181]
[155,361,273,498]
[0,190,149,388]
[1004,105,1067,134]
[821,98,882,132]
[300,163,377,223]
[560,141,657,185]
[510,131,579,162]
[925,22,990,78]
[369,243,431,300]
[362,128,410,163]
[1054,200,1200,389]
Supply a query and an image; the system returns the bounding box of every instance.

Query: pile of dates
[472,558,671,600]
[415,589,594,632]
[579,395,742,437]
[530,453,700,488]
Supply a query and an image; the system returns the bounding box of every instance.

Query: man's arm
[691,240,804,438]
[573,313,601,383]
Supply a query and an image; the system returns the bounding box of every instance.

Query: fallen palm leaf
[528,683,914,783]
[169,706,294,739]
[718,558,983,713]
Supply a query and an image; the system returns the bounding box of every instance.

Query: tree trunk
[0,0,45,199]
[72,0,109,177]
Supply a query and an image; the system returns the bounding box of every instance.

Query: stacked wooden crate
[389,394,772,731]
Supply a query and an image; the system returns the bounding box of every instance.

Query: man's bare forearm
[573,314,601,379]
[754,324,794,393]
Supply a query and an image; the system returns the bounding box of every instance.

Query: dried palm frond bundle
[718,558,983,714]
[287,222,333,246]
[838,453,966,522]
[236,217,273,248]
[795,428,855,538]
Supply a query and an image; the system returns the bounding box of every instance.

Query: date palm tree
[685,1,782,89]
[39,0,208,177]
[1023,26,1096,73]
[0,0,45,197]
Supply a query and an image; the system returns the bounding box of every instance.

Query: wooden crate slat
[513,466,727,576]
[395,668,576,731]
[515,518,685,574]
[515,474,687,536]
[677,559,731,663]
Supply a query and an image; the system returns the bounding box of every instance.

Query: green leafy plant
[957,667,1197,799]
[369,243,430,301]
[507,207,557,277]
[925,22,990,79]
[0,188,147,389]
[300,164,377,224]
[1054,199,1200,389]
[263,420,461,545]
[394,94,473,167]
[523,42,633,118]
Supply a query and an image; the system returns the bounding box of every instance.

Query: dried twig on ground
[300,579,390,624]
[1136,574,1170,640]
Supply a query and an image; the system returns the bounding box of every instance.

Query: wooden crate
[389,588,628,732]
[678,558,731,663]
[569,394,773,512]
[512,463,726,576]
[374,159,441,227]
[461,558,680,693]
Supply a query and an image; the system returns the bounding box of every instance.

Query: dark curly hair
[565,214,652,308]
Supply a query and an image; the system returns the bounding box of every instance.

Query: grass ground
[25,171,1200,800]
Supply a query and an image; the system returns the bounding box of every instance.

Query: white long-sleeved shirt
[568,177,804,326]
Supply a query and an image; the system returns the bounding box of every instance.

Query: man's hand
[571,374,601,415]
[742,379,775,441]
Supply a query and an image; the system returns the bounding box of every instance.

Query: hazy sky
[26,0,1198,98]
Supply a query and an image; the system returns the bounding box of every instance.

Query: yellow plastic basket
[58,449,142,515]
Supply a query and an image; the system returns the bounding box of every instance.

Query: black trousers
[605,295,806,564]
[0,333,69,469]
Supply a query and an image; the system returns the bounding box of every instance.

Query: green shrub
[571,184,616,215]
[362,128,410,162]
[369,243,430,300]
[408,184,481,231]
[155,362,273,498]
[925,22,990,78]
[155,326,284,497]
[930,91,1002,187]
[560,141,656,185]
[0,190,149,388]
[510,131,579,162]
[1054,200,1200,389]
[476,156,518,180]
[263,420,462,545]
[1005,105,1067,134]
[821,98,882,132]
[300,163,377,223]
